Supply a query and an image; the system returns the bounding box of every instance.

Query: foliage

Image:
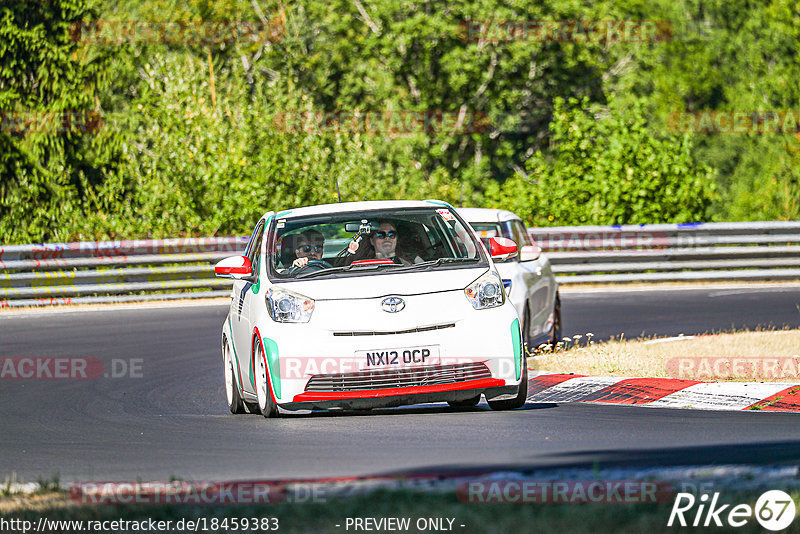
[487,96,716,226]
[0,0,797,244]
[610,0,800,221]
[80,51,468,238]
[0,0,118,242]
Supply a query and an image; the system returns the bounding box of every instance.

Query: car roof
[269,200,450,219]
[457,207,522,224]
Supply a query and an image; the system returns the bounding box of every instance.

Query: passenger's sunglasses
[297,245,323,253]
[374,231,397,239]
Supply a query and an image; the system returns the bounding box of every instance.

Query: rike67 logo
[668,490,796,531]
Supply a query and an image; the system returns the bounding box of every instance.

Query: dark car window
[247,220,265,278]
[268,207,486,281]
[511,220,532,248]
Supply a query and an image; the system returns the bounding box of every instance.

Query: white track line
[647,382,790,410]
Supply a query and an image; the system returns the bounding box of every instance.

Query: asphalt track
[1,286,800,483]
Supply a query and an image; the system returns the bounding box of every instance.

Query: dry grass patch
[559,280,800,292]
[0,492,72,513]
[530,329,800,382]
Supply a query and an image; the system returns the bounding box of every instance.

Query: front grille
[332,323,455,337]
[304,362,492,392]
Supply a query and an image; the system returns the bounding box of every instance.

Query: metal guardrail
[529,221,800,284]
[0,238,247,307]
[1,222,799,307]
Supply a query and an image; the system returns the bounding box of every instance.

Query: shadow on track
[276,402,559,418]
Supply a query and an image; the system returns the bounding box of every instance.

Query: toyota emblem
[381,296,405,313]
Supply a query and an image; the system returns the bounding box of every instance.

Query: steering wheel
[293,259,332,273]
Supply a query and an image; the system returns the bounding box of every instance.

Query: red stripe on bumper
[582,378,701,405]
[747,385,800,411]
[292,378,506,402]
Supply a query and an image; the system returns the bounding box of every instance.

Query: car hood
[274,267,489,300]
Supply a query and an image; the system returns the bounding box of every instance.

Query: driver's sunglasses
[297,245,323,253]
[375,231,397,239]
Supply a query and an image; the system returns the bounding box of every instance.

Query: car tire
[487,351,528,411]
[224,338,246,414]
[254,337,278,418]
[522,303,531,355]
[549,293,562,349]
[448,395,481,408]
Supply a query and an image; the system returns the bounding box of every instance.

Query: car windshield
[268,207,486,280]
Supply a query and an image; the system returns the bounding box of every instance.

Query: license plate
[355,346,440,368]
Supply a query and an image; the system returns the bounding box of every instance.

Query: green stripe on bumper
[511,318,521,381]
[263,337,282,400]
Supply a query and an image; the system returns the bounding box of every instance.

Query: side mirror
[489,237,518,261]
[214,256,253,279]
[520,244,541,262]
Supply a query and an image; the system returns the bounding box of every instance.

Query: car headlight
[465,271,505,310]
[265,288,314,323]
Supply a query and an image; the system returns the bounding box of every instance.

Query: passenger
[369,220,422,265]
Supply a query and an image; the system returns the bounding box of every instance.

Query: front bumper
[253,288,522,409]
[284,378,517,411]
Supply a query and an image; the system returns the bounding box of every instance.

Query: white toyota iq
[215,200,527,417]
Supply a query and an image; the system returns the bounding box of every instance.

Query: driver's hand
[292,257,309,268]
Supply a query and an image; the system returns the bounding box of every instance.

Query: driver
[292,229,325,269]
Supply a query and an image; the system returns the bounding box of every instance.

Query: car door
[231,219,265,394]
[510,219,551,340]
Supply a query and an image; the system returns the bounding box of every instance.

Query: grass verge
[530,329,800,381]
[2,488,798,534]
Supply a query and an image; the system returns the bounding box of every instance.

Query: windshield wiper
[294,262,398,279]
[295,257,479,278]
[391,257,480,272]
[294,265,350,279]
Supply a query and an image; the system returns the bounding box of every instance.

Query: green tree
[488,96,716,226]
[265,0,626,205]
[608,0,800,220]
[0,0,116,242]
[87,51,466,238]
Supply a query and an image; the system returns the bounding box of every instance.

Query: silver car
[459,208,561,353]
